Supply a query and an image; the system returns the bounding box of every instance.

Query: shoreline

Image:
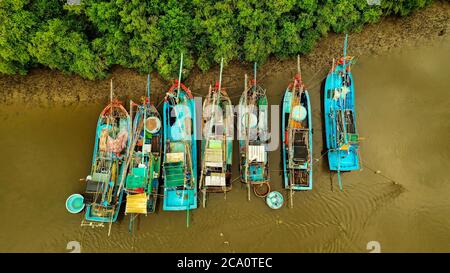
[0,2,448,107]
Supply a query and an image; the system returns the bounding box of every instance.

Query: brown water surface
[0,39,449,252]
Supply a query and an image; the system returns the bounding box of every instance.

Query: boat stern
[163,188,197,211]
[328,147,360,171]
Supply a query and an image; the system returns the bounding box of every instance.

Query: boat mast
[341,34,349,146]
[218,58,224,92]
[343,33,348,68]
[336,34,349,192]
[147,74,151,101]
[253,62,257,91]
[142,75,150,165]
[110,79,113,103]
[244,73,251,201]
[177,53,183,101]
[174,53,194,227]
[200,84,212,208]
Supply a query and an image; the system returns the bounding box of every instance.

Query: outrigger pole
[176,53,190,227]
[336,33,348,192]
[244,73,250,201]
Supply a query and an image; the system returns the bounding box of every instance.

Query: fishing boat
[238,63,270,200]
[162,54,198,219]
[81,80,131,225]
[124,75,162,227]
[199,58,233,207]
[324,34,360,190]
[282,57,313,206]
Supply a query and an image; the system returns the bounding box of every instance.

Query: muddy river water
[0,39,449,252]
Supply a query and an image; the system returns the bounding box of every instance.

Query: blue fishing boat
[82,80,131,224]
[282,57,313,206]
[162,54,198,218]
[324,34,360,190]
[238,63,271,199]
[124,75,162,223]
[199,58,233,207]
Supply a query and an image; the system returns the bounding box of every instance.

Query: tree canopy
[0,0,432,80]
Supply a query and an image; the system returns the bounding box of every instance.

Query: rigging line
[258,59,283,81]
[360,159,401,185]
[313,149,331,166]
[155,97,165,109]
[305,66,329,89]
[230,176,241,184]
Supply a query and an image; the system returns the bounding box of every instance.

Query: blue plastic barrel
[266,191,284,209]
[292,105,307,122]
[66,194,85,214]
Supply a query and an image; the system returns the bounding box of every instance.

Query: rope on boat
[253,182,270,198]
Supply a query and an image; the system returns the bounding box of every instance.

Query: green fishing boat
[124,75,162,230]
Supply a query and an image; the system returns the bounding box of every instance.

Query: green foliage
[192,0,239,71]
[0,0,36,74]
[155,0,194,79]
[28,18,105,80]
[0,0,434,80]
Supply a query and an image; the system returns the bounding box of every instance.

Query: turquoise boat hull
[162,81,198,211]
[324,64,360,171]
[84,101,131,222]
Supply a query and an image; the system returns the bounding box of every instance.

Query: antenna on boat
[253,62,257,91]
[343,33,348,69]
[110,79,113,102]
[218,57,224,91]
[177,53,183,100]
[147,74,151,100]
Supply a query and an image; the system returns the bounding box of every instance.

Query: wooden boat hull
[84,101,131,222]
[324,66,360,171]
[282,88,313,190]
[162,82,198,211]
[200,87,233,193]
[238,87,270,185]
